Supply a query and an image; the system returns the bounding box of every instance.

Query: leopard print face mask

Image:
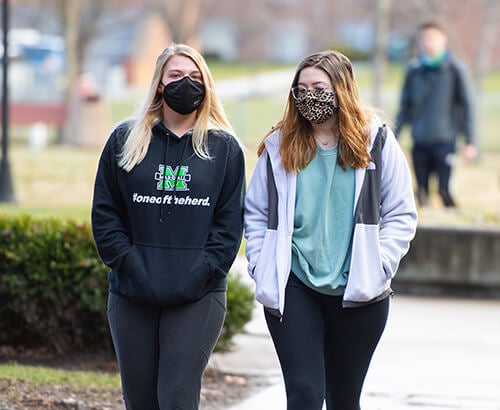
[295,90,338,124]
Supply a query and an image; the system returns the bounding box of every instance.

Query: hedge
[0,214,253,354]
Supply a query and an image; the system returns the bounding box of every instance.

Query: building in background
[5,0,500,97]
[1,28,65,102]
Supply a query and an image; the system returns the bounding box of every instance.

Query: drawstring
[159,137,170,223]
[159,134,189,223]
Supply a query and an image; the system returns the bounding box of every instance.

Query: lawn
[1,63,500,224]
[0,362,120,389]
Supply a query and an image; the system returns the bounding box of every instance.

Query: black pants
[265,273,389,410]
[107,291,226,410]
[412,142,456,207]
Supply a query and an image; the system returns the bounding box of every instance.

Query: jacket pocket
[345,225,389,303]
[252,229,280,310]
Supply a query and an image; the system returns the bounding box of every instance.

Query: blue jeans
[107,291,226,410]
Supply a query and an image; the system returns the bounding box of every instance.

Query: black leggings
[107,291,226,410]
[265,273,389,410]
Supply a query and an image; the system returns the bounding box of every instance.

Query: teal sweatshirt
[291,143,355,296]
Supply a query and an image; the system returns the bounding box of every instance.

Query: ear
[333,93,339,109]
[158,81,165,95]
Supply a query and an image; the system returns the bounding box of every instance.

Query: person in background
[244,50,417,410]
[395,20,477,207]
[91,43,245,409]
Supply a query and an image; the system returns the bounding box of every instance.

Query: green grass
[350,62,406,91]
[480,70,500,92]
[0,145,99,221]
[353,61,500,92]
[225,97,285,146]
[110,100,138,125]
[0,362,120,389]
[207,60,294,81]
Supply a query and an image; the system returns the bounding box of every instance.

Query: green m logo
[155,165,191,191]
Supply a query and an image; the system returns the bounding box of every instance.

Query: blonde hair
[119,43,238,171]
[258,50,375,173]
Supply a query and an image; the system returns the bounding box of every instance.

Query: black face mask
[162,76,206,115]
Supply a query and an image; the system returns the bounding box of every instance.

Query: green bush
[0,214,254,354]
[217,272,254,351]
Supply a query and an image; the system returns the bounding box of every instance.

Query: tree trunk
[372,0,392,107]
[53,0,82,144]
[474,0,497,152]
[153,0,202,45]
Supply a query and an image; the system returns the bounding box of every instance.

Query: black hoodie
[91,120,245,305]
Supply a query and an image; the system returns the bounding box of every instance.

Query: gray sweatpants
[107,291,226,410]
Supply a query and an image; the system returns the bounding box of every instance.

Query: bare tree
[16,0,109,142]
[372,0,392,107]
[475,0,497,90]
[474,0,497,151]
[14,0,223,143]
[391,0,443,52]
[54,1,82,109]
[148,0,219,46]
[48,0,133,143]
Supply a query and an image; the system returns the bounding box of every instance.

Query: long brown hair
[258,50,374,173]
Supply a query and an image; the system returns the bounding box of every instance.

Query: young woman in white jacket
[244,50,417,410]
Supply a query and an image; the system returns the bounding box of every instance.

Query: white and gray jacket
[244,118,417,315]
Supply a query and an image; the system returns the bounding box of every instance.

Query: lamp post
[0,0,15,203]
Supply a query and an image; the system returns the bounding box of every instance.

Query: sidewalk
[209,268,500,409]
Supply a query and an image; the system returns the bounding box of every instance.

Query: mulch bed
[0,347,270,410]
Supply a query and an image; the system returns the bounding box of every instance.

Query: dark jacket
[395,52,474,146]
[92,120,245,306]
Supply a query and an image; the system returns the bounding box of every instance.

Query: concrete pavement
[208,267,500,409]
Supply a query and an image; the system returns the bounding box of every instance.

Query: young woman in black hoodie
[91,43,245,409]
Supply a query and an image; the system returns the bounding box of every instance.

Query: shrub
[0,214,254,354]
[0,215,110,353]
[217,272,254,351]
